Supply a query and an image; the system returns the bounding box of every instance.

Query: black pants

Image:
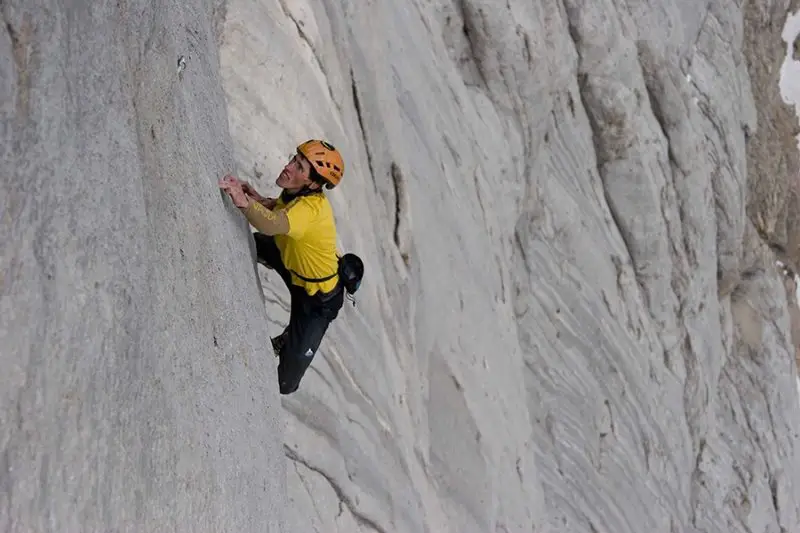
[253,232,344,395]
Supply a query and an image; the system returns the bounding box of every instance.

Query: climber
[219,139,360,395]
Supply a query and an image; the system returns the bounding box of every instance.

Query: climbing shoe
[271,332,287,357]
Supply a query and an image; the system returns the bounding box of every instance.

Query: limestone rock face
[219,0,800,531]
[4,0,800,532]
[2,1,284,531]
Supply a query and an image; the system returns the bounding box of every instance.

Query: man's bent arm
[241,201,290,235]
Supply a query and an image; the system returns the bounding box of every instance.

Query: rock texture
[4,0,800,532]
[219,0,800,532]
[1,1,284,531]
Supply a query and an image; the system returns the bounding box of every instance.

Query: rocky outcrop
[219,0,800,532]
[1,0,284,531]
[746,0,800,270]
[3,0,800,532]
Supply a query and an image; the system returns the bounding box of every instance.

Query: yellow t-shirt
[274,193,339,295]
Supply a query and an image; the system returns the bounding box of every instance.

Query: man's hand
[240,181,261,200]
[220,174,289,235]
[219,175,251,208]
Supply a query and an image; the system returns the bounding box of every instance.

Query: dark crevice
[285,445,388,533]
[682,333,703,447]
[292,461,325,530]
[350,69,377,192]
[5,9,19,65]
[696,100,735,178]
[770,476,780,517]
[472,167,487,225]
[6,9,31,118]
[513,226,529,275]
[563,0,581,49]
[390,163,402,249]
[276,0,338,110]
[455,0,489,90]
[511,218,533,320]
[307,364,335,394]
[390,162,410,265]
[520,29,532,65]
[261,292,290,314]
[637,45,672,141]
[641,434,651,471]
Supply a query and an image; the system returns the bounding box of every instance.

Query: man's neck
[281,186,320,202]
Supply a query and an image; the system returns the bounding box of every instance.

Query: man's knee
[279,378,300,395]
[278,355,313,395]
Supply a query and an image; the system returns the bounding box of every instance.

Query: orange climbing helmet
[296,139,344,189]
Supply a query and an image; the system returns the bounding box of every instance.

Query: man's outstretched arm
[220,174,289,235]
[241,201,290,235]
[242,181,278,209]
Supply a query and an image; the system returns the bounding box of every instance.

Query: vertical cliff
[218,0,800,531]
[2,1,285,531]
[3,0,800,532]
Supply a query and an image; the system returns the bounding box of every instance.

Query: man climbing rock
[219,139,347,395]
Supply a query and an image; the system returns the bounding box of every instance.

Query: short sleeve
[284,198,317,239]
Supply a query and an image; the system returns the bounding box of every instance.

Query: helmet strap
[280,166,327,203]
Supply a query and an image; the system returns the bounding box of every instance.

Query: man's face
[277,153,316,190]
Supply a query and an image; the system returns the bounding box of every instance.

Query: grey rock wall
[3,0,800,532]
[2,1,284,531]
[218,0,800,531]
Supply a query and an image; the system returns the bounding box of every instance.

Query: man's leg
[252,232,292,289]
[277,287,344,395]
[253,232,294,355]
